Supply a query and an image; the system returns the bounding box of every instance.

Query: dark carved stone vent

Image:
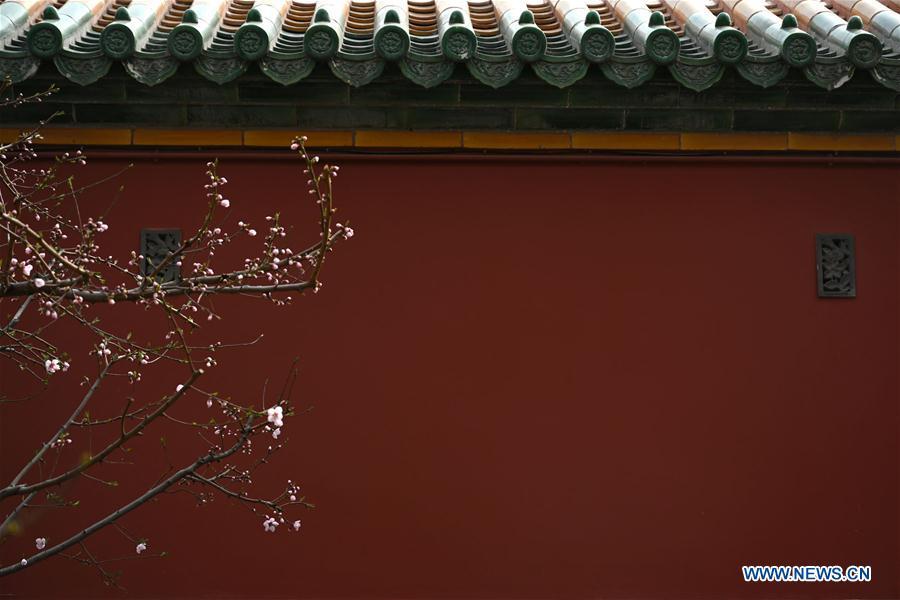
[816,234,855,298]
[140,229,182,283]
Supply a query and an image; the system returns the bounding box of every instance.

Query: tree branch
[0,417,254,576]
[0,370,203,502]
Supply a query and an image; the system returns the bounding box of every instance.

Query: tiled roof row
[1,0,898,90]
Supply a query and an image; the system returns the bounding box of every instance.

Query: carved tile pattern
[141,229,182,283]
[816,234,856,298]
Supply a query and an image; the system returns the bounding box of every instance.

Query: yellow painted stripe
[1,127,897,152]
[244,130,355,148]
[788,133,896,151]
[681,133,788,151]
[133,129,242,146]
[463,132,571,149]
[0,127,132,145]
[355,130,462,148]
[573,132,680,150]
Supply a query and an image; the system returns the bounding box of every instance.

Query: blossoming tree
[0,82,352,584]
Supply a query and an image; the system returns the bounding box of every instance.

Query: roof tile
[0,0,898,90]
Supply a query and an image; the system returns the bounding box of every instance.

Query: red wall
[1,154,898,599]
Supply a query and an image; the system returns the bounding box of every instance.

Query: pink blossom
[33,278,45,288]
[136,542,147,554]
[35,538,46,550]
[293,520,301,531]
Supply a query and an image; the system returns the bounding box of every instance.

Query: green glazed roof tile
[0,0,898,89]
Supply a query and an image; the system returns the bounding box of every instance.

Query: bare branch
[0,417,255,576]
[1,87,347,581]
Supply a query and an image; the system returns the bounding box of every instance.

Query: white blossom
[50,435,72,448]
[263,517,279,533]
[2,125,352,563]
[266,406,284,428]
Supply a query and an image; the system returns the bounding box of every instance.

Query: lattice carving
[141,229,182,283]
[816,234,855,298]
